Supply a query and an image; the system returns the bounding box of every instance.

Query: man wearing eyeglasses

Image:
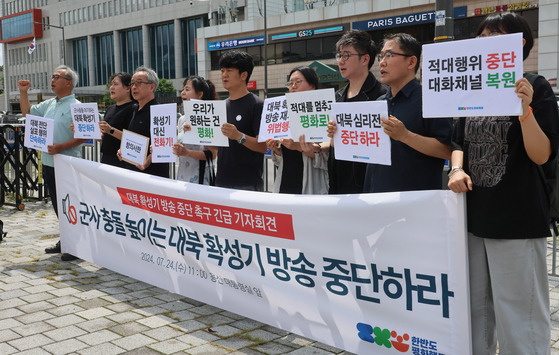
[118,66,170,178]
[327,30,387,194]
[364,33,452,193]
[18,65,86,261]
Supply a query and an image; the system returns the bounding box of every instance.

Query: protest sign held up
[286,88,335,142]
[182,100,229,147]
[150,103,177,163]
[422,33,523,118]
[23,114,54,152]
[258,96,290,142]
[71,103,102,139]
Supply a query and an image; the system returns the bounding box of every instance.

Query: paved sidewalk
[0,200,349,355]
[2,200,559,354]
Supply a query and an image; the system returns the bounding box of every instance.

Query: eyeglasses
[130,80,152,87]
[335,52,365,62]
[51,74,71,81]
[377,50,412,62]
[286,79,305,88]
[476,31,503,38]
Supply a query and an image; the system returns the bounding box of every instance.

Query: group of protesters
[17,11,559,355]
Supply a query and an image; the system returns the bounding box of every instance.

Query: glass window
[306,38,321,60]
[71,38,89,87]
[182,17,204,77]
[93,33,115,85]
[119,28,143,74]
[150,22,175,79]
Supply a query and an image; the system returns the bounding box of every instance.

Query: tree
[156,78,176,96]
[102,81,114,107]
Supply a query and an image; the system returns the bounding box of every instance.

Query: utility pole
[434,0,453,43]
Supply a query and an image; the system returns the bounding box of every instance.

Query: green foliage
[157,78,176,96]
[102,81,115,107]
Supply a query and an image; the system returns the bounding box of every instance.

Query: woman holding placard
[448,12,559,355]
[173,76,218,185]
[98,72,136,168]
[266,66,329,194]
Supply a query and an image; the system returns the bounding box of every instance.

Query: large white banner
[54,155,471,355]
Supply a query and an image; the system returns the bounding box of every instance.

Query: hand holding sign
[71,103,101,139]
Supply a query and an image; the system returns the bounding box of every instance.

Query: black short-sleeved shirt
[328,72,386,194]
[452,74,559,239]
[364,78,453,193]
[101,101,136,168]
[216,93,264,188]
[279,145,304,194]
[126,98,170,178]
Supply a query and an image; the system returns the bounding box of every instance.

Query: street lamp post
[33,22,65,65]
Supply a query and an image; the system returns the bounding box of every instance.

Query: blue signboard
[208,35,265,51]
[353,6,467,31]
[270,25,346,42]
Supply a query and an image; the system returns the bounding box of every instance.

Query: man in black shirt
[216,50,266,191]
[119,66,169,178]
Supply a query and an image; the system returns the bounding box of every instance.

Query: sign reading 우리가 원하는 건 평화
[258,96,291,142]
[150,103,177,163]
[422,33,523,118]
[286,88,335,142]
[24,114,54,153]
[182,100,229,147]
[332,101,391,165]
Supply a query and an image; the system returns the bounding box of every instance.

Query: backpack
[526,73,559,228]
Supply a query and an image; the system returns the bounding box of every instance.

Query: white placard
[23,114,54,153]
[332,101,391,165]
[286,88,335,142]
[258,96,290,142]
[55,153,472,355]
[120,129,149,166]
[422,33,523,117]
[71,103,102,139]
[182,100,228,147]
[150,103,177,163]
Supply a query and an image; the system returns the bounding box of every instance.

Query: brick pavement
[0,200,349,355]
[2,200,559,354]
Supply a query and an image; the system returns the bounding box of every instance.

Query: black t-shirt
[364,79,453,193]
[328,72,386,194]
[101,101,136,168]
[279,145,304,194]
[216,93,264,188]
[452,74,559,239]
[126,98,170,178]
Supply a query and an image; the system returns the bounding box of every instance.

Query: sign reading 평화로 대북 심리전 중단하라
[422,33,523,118]
[54,154,472,355]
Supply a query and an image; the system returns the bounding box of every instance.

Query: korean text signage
[208,35,265,51]
[475,2,537,15]
[182,100,229,147]
[55,154,471,355]
[270,25,347,42]
[353,6,466,31]
[23,114,53,152]
[258,96,290,141]
[422,33,523,118]
[285,88,335,142]
[71,103,101,140]
[332,101,391,165]
[150,103,177,163]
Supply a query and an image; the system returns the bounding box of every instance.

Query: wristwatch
[109,127,115,135]
[237,133,246,144]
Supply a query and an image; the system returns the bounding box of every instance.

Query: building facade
[1,0,557,109]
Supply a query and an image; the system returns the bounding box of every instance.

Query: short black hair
[475,12,534,60]
[218,50,255,84]
[383,33,422,73]
[109,72,133,100]
[289,66,319,89]
[183,76,218,100]
[335,30,378,69]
